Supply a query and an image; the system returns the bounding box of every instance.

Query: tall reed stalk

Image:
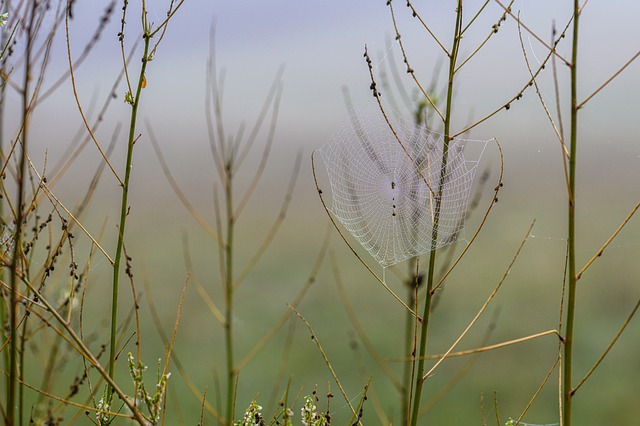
[7,3,37,424]
[106,0,185,407]
[107,21,150,403]
[563,1,580,424]
[502,1,640,423]
[201,35,286,423]
[224,164,235,425]
[409,2,462,424]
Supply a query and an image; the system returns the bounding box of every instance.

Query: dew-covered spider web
[319,109,489,269]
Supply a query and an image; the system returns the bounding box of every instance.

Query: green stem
[7,4,36,424]
[400,258,420,425]
[563,2,580,425]
[18,309,28,426]
[0,2,7,218]
[224,163,235,425]
[409,3,462,424]
[108,31,151,398]
[409,253,436,426]
[0,65,7,415]
[402,260,417,426]
[22,278,149,425]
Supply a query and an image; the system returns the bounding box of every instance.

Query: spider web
[319,109,488,268]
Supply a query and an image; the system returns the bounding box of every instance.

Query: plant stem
[409,3,462,424]
[18,309,28,426]
[409,253,435,426]
[563,1,580,425]
[224,161,235,425]
[22,279,149,425]
[7,4,36,424]
[108,30,151,399]
[402,259,418,426]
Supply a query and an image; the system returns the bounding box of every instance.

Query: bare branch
[233,151,302,289]
[494,0,571,66]
[453,14,573,138]
[147,121,223,246]
[572,295,640,395]
[387,1,445,122]
[65,10,122,186]
[516,11,570,196]
[578,48,640,109]
[455,0,515,73]
[400,0,448,55]
[423,221,536,381]
[576,200,640,281]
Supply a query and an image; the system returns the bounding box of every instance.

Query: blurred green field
[28,150,636,425]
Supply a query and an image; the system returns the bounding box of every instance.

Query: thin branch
[163,274,190,375]
[461,0,491,35]
[147,0,186,39]
[572,295,640,395]
[48,40,138,188]
[422,221,535,381]
[418,310,500,416]
[193,275,225,325]
[236,224,330,370]
[20,279,148,424]
[118,1,133,95]
[332,252,404,393]
[233,151,301,289]
[17,379,133,421]
[289,306,360,422]
[516,12,570,196]
[494,0,571,66]
[148,0,178,56]
[65,9,122,186]
[435,139,504,291]
[386,329,560,361]
[27,156,113,265]
[551,21,567,166]
[311,150,418,318]
[364,46,438,201]
[207,24,229,186]
[515,356,561,425]
[453,13,574,138]
[576,200,640,280]
[233,75,284,220]
[401,0,448,55]
[234,65,285,170]
[387,1,445,122]
[181,233,225,325]
[0,281,45,309]
[455,0,515,73]
[147,122,223,246]
[578,48,640,109]
[37,1,116,104]
[142,275,225,423]
[378,38,413,115]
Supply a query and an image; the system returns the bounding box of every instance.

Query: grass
[0,1,639,425]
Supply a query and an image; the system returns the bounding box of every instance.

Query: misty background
[2,0,640,424]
